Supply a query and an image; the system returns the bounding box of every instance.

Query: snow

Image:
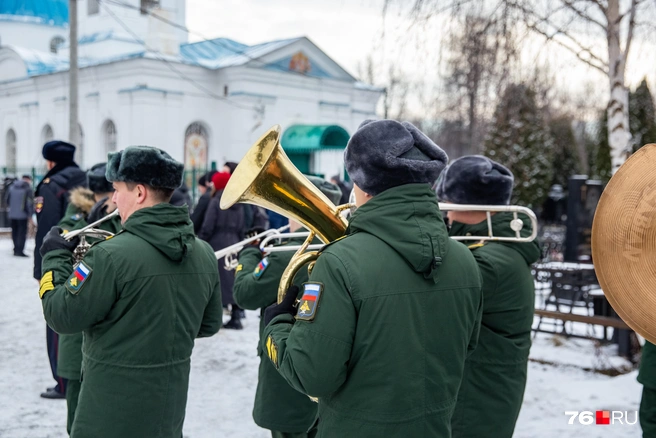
[0,236,643,437]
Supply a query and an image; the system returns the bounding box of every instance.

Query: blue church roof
[0,0,68,27]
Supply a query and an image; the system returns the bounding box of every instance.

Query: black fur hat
[436,155,514,205]
[42,140,75,164]
[344,120,448,196]
[106,146,183,189]
[87,163,114,194]
[305,175,343,205]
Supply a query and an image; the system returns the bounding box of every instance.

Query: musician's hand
[263,286,299,325]
[40,226,79,257]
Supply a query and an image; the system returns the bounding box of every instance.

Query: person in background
[34,140,86,400]
[170,181,192,210]
[233,176,342,438]
[223,161,269,232]
[436,155,541,438]
[639,342,656,436]
[6,174,33,257]
[199,171,246,329]
[329,175,351,205]
[191,170,217,234]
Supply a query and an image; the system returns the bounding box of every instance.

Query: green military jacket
[233,237,318,433]
[40,203,223,438]
[55,198,122,380]
[639,342,656,388]
[263,184,483,438]
[449,212,541,438]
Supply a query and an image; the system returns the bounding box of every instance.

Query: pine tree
[588,111,612,183]
[549,116,580,187]
[484,84,554,208]
[629,79,656,152]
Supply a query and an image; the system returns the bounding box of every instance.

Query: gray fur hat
[106,146,183,189]
[87,163,114,194]
[344,120,448,196]
[436,155,514,205]
[305,175,343,205]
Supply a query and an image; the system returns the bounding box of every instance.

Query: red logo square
[596,410,610,425]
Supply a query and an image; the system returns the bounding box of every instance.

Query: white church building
[0,0,382,183]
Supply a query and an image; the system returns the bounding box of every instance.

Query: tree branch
[561,0,607,30]
[623,0,638,56]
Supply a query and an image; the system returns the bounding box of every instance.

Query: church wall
[0,22,68,53]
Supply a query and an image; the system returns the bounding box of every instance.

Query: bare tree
[390,0,656,173]
[357,55,412,119]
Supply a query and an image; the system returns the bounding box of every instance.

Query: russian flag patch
[296,282,323,321]
[253,257,269,279]
[65,261,92,295]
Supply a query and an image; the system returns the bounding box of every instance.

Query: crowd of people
[9,119,654,437]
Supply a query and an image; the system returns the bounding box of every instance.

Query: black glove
[87,197,109,224]
[263,285,299,325]
[40,226,79,257]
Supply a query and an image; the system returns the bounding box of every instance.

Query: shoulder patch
[265,335,279,369]
[39,271,55,299]
[65,262,92,295]
[253,257,269,279]
[467,241,486,250]
[34,196,44,214]
[296,282,323,321]
[235,263,243,273]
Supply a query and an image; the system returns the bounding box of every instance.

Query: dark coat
[34,164,87,280]
[233,239,318,432]
[41,203,222,438]
[263,184,483,437]
[191,191,211,234]
[198,189,245,305]
[449,212,541,438]
[6,180,33,220]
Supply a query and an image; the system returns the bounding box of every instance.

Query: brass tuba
[220,125,350,303]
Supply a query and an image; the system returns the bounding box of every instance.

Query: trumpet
[215,225,290,270]
[63,209,119,262]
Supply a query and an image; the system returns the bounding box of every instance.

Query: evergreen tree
[588,111,612,183]
[629,79,656,152]
[549,116,580,187]
[484,84,554,208]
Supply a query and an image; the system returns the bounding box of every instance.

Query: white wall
[0,22,67,53]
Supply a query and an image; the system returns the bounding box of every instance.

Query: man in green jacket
[639,342,656,436]
[436,155,541,438]
[38,146,223,438]
[54,162,122,435]
[262,120,484,437]
[233,176,342,438]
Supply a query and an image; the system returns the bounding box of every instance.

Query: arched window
[184,122,209,170]
[50,36,65,54]
[76,124,85,166]
[42,124,54,144]
[5,129,16,171]
[103,120,117,153]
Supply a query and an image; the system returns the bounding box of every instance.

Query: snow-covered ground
[0,237,643,437]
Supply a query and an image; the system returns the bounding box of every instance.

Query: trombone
[215,225,290,270]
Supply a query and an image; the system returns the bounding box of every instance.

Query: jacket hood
[123,203,195,262]
[449,211,542,265]
[69,187,96,214]
[11,180,30,190]
[49,164,86,191]
[347,184,448,282]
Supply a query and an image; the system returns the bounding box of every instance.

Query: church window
[5,129,16,171]
[50,36,65,54]
[103,120,117,153]
[42,125,54,144]
[88,0,99,15]
[140,0,160,14]
[184,122,209,171]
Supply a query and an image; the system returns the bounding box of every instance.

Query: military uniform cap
[42,140,76,164]
[87,163,114,194]
[106,146,183,189]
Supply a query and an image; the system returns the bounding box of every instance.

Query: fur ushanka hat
[305,175,343,205]
[87,163,114,194]
[42,140,76,164]
[436,155,514,205]
[344,120,448,196]
[106,146,183,190]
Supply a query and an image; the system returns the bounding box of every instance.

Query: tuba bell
[220,125,350,303]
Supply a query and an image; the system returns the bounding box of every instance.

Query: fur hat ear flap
[106,146,183,189]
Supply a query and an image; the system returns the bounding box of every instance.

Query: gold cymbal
[592,143,656,343]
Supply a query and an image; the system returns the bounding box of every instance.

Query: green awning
[281,125,349,153]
